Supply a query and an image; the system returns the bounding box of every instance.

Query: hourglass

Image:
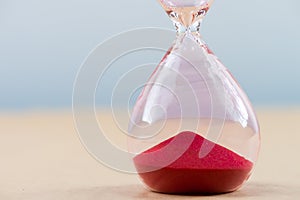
[128,0,260,194]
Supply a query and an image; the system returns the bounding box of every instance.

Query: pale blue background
[0,0,299,111]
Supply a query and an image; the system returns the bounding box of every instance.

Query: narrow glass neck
[174,30,205,47]
[174,20,202,34]
[164,6,208,34]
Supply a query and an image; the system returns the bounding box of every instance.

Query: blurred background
[1,2,300,199]
[0,0,299,112]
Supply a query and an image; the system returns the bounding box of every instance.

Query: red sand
[133,131,253,194]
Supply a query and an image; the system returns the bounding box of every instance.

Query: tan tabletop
[1,108,300,199]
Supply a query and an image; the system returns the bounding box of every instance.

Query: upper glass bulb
[159,0,214,32]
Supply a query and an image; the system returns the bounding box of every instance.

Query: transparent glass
[128,0,260,194]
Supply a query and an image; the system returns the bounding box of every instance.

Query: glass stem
[175,20,202,34]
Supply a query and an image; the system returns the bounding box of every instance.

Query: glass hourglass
[128,0,260,194]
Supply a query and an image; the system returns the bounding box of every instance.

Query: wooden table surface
[1,108,300,199]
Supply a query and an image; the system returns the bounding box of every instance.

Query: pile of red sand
[133,131,253,194]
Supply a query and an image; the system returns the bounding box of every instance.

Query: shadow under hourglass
[41,183,299,200]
